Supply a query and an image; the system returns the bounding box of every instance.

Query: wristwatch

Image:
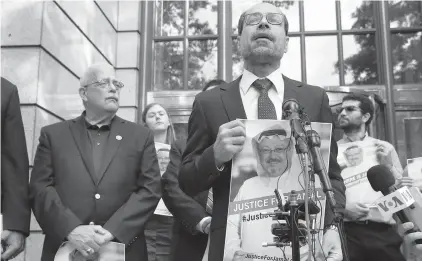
[324,224,338,234]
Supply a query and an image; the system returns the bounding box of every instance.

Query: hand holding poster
[153,142,172,216]
[337,140,392,223]
[223,120,332,261]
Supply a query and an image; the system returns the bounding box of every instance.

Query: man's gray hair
[80,63,114,88]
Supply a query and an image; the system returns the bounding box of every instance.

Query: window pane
[395,111,422,165]
[392,32,422,84]
[188,0,217,35]
[155,1,184,36]
[304,0,336,31]
[154,41,183,90]
[342,34,378,85]
[306,36,339,86]
[232,37,243,80]
[232,37,301,81]
[232,0,299,35]
[188,40,218,90]
[341,0,375,30]
[389,0,422,28]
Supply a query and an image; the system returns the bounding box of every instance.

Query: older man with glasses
[29,63,162,261]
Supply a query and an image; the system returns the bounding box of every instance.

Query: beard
[340,121,363,133]
[241,42,283,62]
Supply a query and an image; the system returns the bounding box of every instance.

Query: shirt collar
[239,66,284,95]
[342,131,369,143]
[82,111,114,130]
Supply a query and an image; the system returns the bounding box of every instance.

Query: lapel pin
[116,135,122,141]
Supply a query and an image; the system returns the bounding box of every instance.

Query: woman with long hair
[142,103,176,261]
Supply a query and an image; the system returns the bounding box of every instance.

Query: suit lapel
[282,75,301,103]
[69,116,97,184]
[220,78,247,121]
[97,116,126,183]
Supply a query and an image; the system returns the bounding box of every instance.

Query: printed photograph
[223,119,332,261]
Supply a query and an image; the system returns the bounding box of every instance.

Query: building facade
[1,0,422,259]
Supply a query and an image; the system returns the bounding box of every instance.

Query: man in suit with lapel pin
[29,63,161,261]
[178,3,346,261]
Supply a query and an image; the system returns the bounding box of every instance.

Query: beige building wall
[1,1,142,259]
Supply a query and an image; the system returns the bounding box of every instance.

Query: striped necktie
[206,189,213,215]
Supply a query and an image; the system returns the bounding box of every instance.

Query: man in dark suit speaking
[29,63,161,261]
[178,3,346,261]
[1,77,31,260]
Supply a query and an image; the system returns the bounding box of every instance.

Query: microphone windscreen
[367,165,395,193]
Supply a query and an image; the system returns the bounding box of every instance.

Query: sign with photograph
[223,120,332,261]
[337,139,389,222]
[154,142,172,216]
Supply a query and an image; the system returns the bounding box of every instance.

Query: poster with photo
[223,120,332,261]
[407,157,422,190]
[337,140,387,222]
[154,142,172,216]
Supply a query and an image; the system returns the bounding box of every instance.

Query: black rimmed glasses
[244,12,284,26]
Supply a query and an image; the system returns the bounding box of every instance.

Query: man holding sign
[178,3,346,260]
[337,93,412,261]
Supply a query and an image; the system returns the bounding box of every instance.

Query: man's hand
[375,141,393,167]
[344,202,369,221]
[213,120,246,167]
[397,177,414,188]
[318,229,342,261]
[67,225,104,257]
[94,227,115,245]
[1,230,25,260]
[202,217,212,234]
[398,222,422,256]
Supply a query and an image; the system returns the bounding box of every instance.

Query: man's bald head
[237,2,289,36]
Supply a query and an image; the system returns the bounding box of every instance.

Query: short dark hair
[342,93,374,127]
[202,79,226,92]
[237,4,289,36]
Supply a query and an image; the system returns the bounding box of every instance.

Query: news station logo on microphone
[374,186,415,217]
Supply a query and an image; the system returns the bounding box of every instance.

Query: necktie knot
[253,78,273,93]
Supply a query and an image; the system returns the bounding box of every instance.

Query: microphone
[306,129,336,209]
[282,99,307,153]
[367,165,422,243]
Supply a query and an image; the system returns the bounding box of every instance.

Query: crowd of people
[1,2,422,261]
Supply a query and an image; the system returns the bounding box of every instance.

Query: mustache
[252,31,275,41]
[266,158,282,164]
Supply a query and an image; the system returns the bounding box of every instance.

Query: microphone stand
[289,117,312,261]
[288,191,301,261]
[307,130,350,261]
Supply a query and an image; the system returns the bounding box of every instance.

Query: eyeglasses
[244,12,284,26]
[259,147,289,155]
[85,78,124,90]
[336,106,362,114]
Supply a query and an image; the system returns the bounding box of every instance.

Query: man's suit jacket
[179,76,346,261]
[161,139,209,261]
[1,77,30,236]
[29,115,161,261]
